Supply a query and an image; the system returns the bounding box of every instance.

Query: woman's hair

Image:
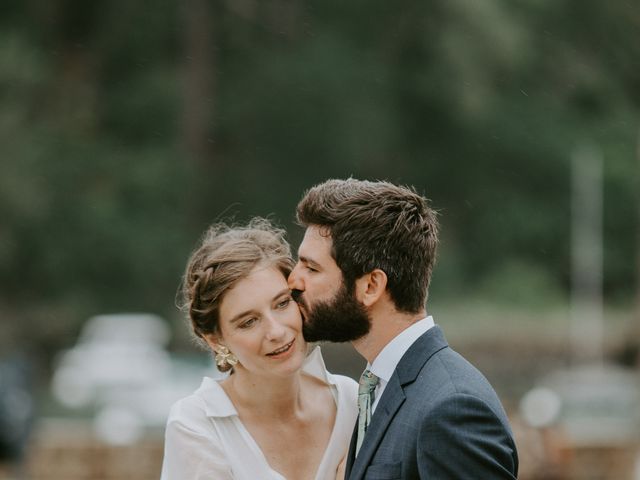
[180,217,294,349]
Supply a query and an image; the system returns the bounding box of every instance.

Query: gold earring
[213,345,238,372]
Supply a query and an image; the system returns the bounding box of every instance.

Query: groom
[289,178,518,479]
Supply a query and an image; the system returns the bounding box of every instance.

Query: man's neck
[352,304,426,364]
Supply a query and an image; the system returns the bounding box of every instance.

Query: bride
[160,218,357,480]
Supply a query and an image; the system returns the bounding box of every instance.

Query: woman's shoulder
[167,376,235,427]
[327,372,358,391]
[329,373,358,407]
[304,347,358,387]
[166,381,208,426]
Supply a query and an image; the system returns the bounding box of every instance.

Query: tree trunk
[182,0,215,165]
[636,127,640,366]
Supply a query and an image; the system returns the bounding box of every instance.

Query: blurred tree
[0,0,638,360]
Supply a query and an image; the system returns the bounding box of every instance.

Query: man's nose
[288,264,304,291]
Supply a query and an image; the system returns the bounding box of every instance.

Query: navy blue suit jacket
[345,326,518,479]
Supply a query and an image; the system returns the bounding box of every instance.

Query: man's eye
[306,266,318,273]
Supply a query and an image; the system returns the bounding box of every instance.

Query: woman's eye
[239,317,257,329]
[276,298,292,309]
[306,266,317,273]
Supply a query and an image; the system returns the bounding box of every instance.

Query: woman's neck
[222,369,305,418]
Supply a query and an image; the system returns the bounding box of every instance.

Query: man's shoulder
[403,344,506,412]
[411,341,487,383]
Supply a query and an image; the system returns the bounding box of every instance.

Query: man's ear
[354,269,388,307]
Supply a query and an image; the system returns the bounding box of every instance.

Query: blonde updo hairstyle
[180,218,294,371]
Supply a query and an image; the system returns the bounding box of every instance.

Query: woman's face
[208,265,307,377]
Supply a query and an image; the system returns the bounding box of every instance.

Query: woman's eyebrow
[228,288,291,323]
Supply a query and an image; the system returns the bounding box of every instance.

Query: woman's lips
[266,339,295,357]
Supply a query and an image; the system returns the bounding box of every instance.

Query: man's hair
[296,178,439,313]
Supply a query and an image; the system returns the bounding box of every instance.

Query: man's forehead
[304,225,330,240]
[299,226,332,254]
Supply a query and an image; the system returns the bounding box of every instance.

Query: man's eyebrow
[228,288,291,324]
[298,255,320,267]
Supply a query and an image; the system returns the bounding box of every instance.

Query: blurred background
[1,0,639,478]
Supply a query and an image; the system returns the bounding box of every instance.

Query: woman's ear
[203,333,238,371]
[202,333,224,352]
[354,269,388,307]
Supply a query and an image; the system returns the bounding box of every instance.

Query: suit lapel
[345,416,359,478]
[348,375,406,479]
[346,326,449,480]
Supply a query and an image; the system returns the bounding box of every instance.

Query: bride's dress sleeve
[160,402,234,480]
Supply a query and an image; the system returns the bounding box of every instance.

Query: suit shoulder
[428,347,492,387]
[408,347,506,411]
[411,348,513,429]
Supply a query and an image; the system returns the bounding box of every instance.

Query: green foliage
[0,0,638,355]
[475,259,566,307]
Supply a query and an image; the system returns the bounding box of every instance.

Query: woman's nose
[264,315,286,340]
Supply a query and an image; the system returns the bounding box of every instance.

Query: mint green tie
[356,369,379,456]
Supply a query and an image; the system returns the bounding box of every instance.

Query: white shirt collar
[199,346,334,418]
[368,316,434,383]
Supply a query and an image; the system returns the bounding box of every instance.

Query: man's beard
[294,283,371,343]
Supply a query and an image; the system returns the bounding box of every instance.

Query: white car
[51,313,217,445]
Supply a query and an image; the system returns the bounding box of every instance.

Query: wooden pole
[570,143,604,366]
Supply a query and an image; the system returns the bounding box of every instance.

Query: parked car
[51,313,217,445]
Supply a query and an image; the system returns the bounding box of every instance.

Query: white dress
[160,347,358,480]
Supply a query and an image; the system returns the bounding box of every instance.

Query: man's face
[288,226,371,342]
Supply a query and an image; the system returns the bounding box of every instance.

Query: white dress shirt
[160,347,358,480]
[368,316,435,413]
